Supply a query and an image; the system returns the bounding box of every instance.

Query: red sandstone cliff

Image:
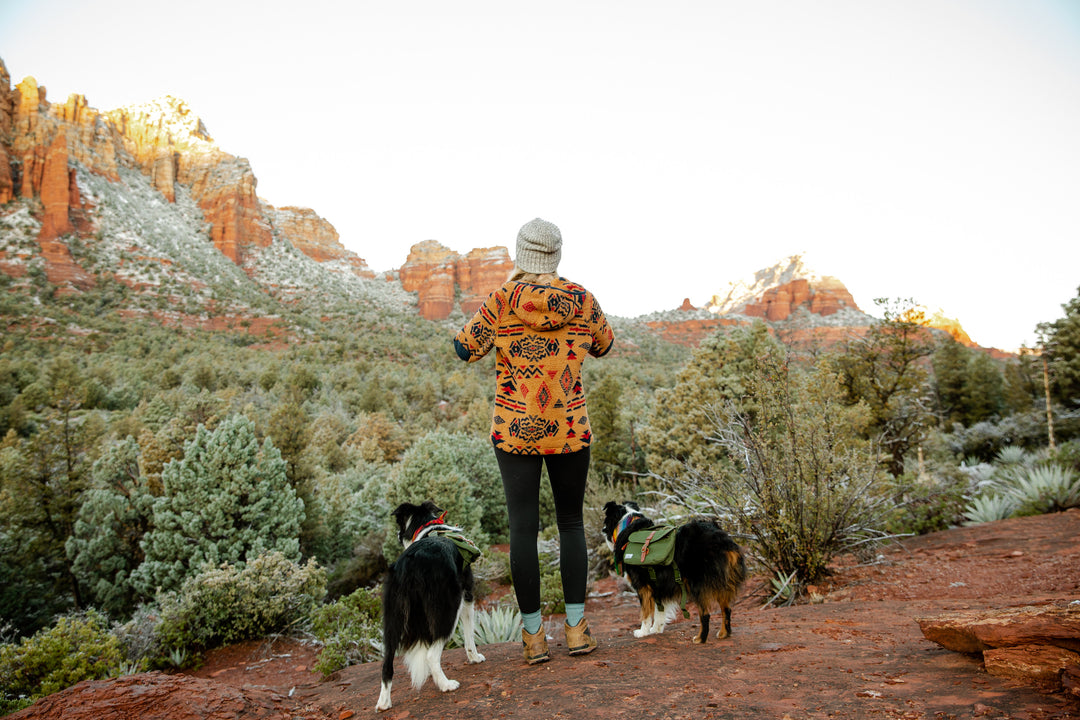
[0,63,372,284]
[399,240,513,320]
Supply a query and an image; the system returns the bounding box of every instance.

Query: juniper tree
[1038,285,1080,409]
[640,321,784,480]
[66,437,155,616]
[131,414,304,596]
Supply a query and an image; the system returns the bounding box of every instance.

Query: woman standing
[454,218,614,664]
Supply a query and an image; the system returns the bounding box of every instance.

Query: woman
[454,218,614,664]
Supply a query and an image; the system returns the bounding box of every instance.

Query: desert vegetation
[2,196,1079,712]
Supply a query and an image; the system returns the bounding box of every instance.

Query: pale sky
[2,0,1079,350]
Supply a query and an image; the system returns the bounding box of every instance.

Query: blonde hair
[508,267,557,284]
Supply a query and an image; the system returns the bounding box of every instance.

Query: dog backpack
[432,529,482,567]
[621,525,677,567]
[619,524,690,618]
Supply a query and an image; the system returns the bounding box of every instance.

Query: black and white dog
[376,501,485,713]
[603,500,746,643]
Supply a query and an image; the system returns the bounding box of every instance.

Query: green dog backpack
[621,525,677,567]
[618,524,689,618]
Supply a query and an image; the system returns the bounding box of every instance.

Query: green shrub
[0,610,123,711]
[155,551,326,653]
[884,470,969,536]
[310,586,383,676]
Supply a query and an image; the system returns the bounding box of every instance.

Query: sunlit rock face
[399,240,513,320]
[266,205,375,279]
[706,255,861,320]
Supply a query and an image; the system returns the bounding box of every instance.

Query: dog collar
[612,513,637,548]
[412,511,449,542]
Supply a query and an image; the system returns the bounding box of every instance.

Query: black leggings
[494,447,591,615]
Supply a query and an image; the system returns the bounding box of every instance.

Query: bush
[885,471,969,536]
[310,586,383,676]
[0,610,123,712]
[155,551,326,653]
[660,356,894,587]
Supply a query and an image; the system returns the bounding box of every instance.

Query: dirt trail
[13,509,1080,720]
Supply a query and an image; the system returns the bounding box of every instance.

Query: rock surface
[399,239,513,320]
[918,604,1080,693]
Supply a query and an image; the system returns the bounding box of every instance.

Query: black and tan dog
[376,501,485,712]
[603,500,746,643]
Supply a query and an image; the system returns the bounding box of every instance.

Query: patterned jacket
[454,277,615,454]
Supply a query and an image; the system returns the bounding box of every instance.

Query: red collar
[411,511,449,542]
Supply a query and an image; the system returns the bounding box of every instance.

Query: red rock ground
[12,508,1080,720]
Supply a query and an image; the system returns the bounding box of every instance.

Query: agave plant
[962,494,1016,526]
[449,605,522,648]
[1003,465,1080,515]
[994,445,1031,467]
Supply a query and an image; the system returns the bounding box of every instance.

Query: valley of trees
[2,221,1079,709]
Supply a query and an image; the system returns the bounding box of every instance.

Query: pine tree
[1037,286,1080,409]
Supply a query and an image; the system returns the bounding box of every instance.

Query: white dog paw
[633,628,650,638]
[376,683,392,711]
[438,679,460,692]
[467,652,486,664]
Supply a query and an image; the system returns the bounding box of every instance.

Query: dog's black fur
[603,500,746,643]
[376,500,484,712]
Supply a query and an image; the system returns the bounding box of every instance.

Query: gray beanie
[515,218,562,274]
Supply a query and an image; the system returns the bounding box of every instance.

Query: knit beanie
[515,218,562,274]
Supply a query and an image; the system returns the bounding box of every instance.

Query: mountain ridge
[0,57,986,350]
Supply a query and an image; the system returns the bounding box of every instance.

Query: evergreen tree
[641,321,783,480]
[834,298,934,476]
[66,437,155,616]
[132,414,304,595]
[1037,285,1080,408]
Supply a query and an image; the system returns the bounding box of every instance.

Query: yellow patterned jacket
[454,277,615,454]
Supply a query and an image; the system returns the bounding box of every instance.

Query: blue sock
[522,610,543,635]
[565,603,585,627]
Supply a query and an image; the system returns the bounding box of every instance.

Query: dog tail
[403,643,432,690]
[723,549,747,597]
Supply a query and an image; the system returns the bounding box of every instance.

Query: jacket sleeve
[585,292,615,358]
[453,288,503,363]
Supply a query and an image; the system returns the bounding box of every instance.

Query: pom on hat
[515,218,562,274]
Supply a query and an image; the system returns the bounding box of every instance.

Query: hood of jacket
[509,278,583,331]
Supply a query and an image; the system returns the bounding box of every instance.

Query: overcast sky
[2,0,1079,350]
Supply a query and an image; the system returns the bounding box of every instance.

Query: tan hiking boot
[522,627,550,664]
[564,618,598,656]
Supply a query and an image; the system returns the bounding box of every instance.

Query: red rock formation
[742,277,857,321]
[457,246,513,315]
[918,604,1080,694]
[0,60,13,204]
[268,205,375,278]
[400,240,514,320]
[8,672,296,720]
[37,133,73,240]
[679,298,697,311]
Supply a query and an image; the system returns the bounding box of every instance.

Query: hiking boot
[522,627,550,665]
[564,618,598,656]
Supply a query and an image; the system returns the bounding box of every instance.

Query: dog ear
[626,500,641,511]
[420,499,444,518]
